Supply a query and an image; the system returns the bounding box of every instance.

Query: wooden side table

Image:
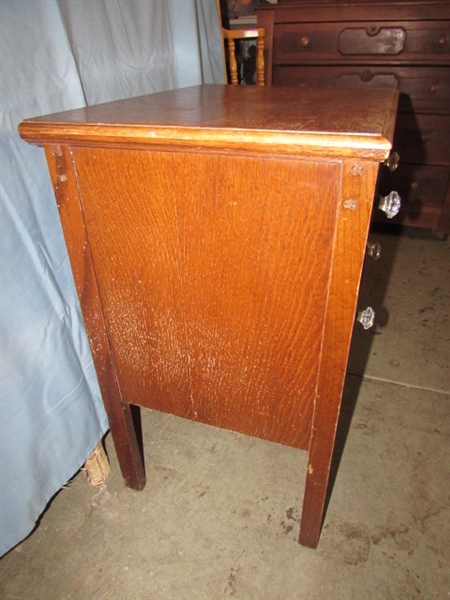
[19,84,398,548]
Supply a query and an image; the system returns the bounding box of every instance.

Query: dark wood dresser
[19,84,398,548]
[258,0,450,233]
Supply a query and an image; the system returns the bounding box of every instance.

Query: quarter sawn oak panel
[73,148,340,450]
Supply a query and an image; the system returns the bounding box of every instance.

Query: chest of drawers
[258,0,450,233]
[19,84,398,548]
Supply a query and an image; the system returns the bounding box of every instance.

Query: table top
[19,84,398,160]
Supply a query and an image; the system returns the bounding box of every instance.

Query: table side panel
[70,147,341,450]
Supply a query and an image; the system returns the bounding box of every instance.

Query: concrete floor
[1,225,449,600]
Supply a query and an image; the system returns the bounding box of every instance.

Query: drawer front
[378,163,449,209]
[274,21,450,64]
[393,114,450,166]
[273,65,450,114]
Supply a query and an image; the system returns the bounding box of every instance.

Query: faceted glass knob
[357,306,375,330]
[366,241,381,260]
[383,151,400,172]
[378,190,401,219]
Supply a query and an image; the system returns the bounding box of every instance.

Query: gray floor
[1,226,449,600]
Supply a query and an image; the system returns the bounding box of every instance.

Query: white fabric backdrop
[0,0,223,557]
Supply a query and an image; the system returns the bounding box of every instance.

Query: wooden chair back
[215,0,265,86]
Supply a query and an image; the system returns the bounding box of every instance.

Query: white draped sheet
[0,0,223,556]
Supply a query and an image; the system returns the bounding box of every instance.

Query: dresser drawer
[274,21,450,64]
[258,0,450,234]
[393,114,450,165]
[375,163,449,228]
[378,163,449,209]
[273,65,450,114]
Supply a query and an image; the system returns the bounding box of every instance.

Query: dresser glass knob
[366,241,381,260]
[383,151,400,171]
[357,306,375,330]
[301,36,310,47]
[378,190,401,219]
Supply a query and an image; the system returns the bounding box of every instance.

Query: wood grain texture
[18,85,396,161]
[44,145,146,490]
[299,159,380,548]
[71,147,341,450]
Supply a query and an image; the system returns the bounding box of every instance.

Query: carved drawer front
[274,21,449,64]
[272,65,449,114]
[378,163,449,210]
[393,113,450,165]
